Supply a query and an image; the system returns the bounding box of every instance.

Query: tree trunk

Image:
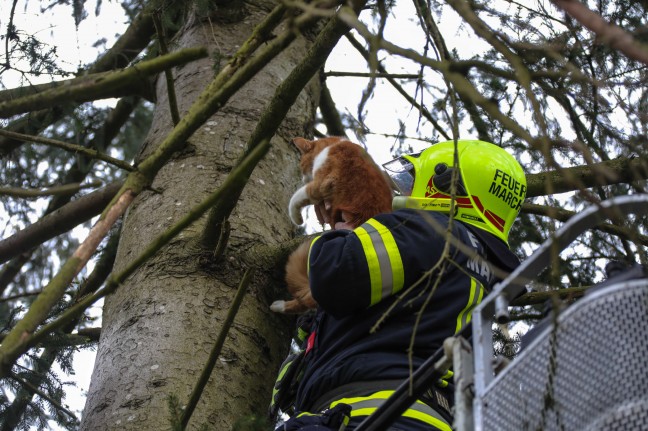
[80,3,317,429]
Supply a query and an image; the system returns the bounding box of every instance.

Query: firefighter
[271,140,527,430]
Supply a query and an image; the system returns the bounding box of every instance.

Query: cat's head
[292,136,348,181]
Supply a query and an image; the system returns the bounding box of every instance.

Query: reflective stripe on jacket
[330,390,451,431]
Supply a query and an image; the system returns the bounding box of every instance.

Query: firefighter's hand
[334,212,354,231]
[315,201,354,230]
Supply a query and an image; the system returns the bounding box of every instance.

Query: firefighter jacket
[292,208,520,419]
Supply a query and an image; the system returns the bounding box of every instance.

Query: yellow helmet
[382,140,526,244]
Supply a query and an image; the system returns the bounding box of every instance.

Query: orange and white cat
[288,136,393,229]
[271,136,393,314]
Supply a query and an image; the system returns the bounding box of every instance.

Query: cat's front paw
[270,300,287,313]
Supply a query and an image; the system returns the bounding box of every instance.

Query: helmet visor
[383,156,415,196]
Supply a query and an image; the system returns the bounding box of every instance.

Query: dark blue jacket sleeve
[308,229,372,318]
[307,210,484,319]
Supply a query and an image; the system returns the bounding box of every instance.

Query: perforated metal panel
[479,281,648,431]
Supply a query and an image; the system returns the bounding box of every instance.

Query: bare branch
[152,12,181,126]
[0,48,208,118]
[552,0,648,65]
[319,72,347,136]
[0,291,40,302]
[324,71,419,79]
[511,285,588,307]
[0,181,102,198]
[0,182,122,264]
[0,128,134,171]
[0,74,142,104]
[8,373,79,425]
[88,4,157,73]
[3,0,19,71]
[522,202,648,247]
[526,155,648,197]
[0,328,100,345]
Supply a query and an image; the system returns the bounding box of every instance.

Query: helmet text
[489,169,526,210]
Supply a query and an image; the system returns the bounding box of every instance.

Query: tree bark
[80,3,317,429]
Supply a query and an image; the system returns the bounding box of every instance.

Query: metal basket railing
[471,195,648,431]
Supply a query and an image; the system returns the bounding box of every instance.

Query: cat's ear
[292,137,314,154]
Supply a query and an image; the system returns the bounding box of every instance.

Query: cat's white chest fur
[289,146,331,225]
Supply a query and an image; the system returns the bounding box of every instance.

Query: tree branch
[511,285,588,307]
[525,155,648,197]
[318,72,347,136]
[152,12,181,126]
[239,235,316,270]
[324,71,419,79]
[0,328,100,345]
[0,129,134,171]
[88,3,158,73]
[522,202,648,247]
[551,0,648,66]
[0,182,122,264]
[0,74,151,104]
[0,48,208,118]
[3,0,19,71]
[0,181,102,198]
[0,252,31,298]
[8,372,79,426]
[0,290,39,302]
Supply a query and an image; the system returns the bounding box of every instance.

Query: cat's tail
[288,184,312,225]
